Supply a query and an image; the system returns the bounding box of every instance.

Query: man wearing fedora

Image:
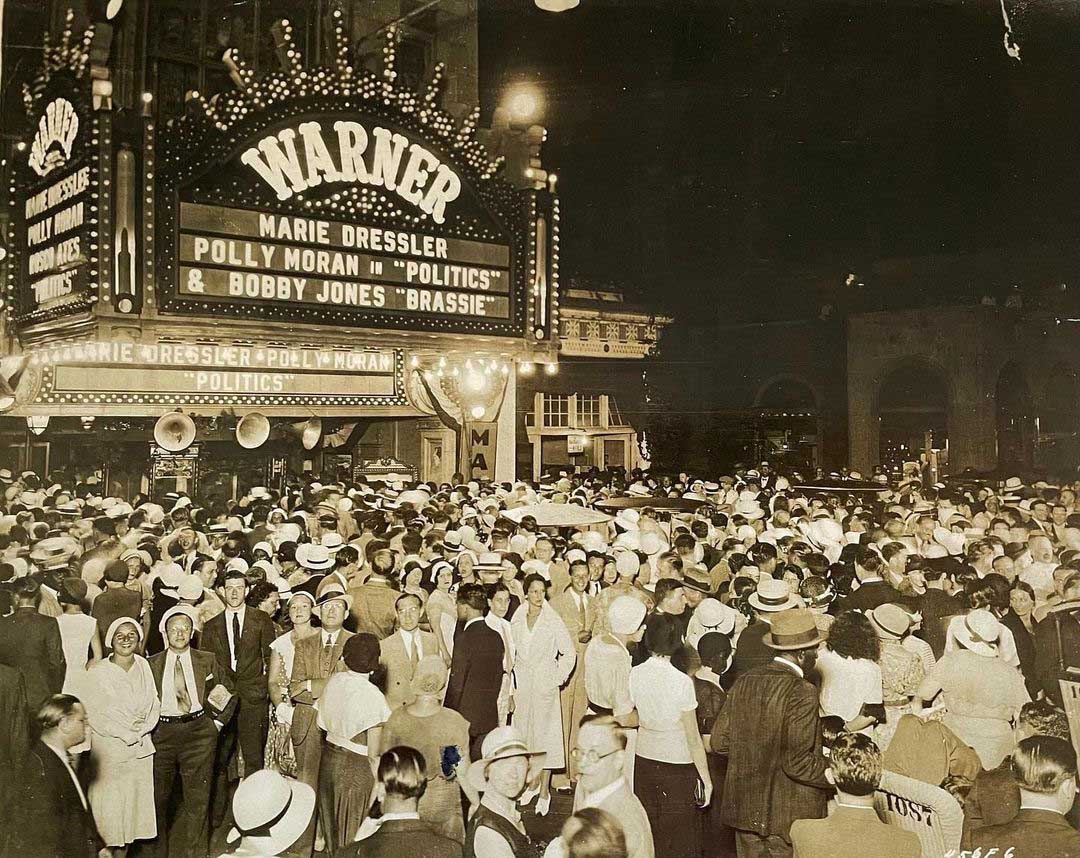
[711,608,831,858]
[288,582,354,853]
[727,578,801,688]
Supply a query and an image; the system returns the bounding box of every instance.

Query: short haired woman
[82,618,160,856]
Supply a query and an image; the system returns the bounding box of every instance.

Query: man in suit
[18,694,103,858]
[0,578,65,715]
[290,583,354,855]
[550,715,653,858]
[379,591,438,709]
[833,548,906,615]
[970,735,1080,856]
[790,732,920,858]
[445,583,505,760]
[552,561,594,785]
[0,664,30,853]
[1034,579,1080,706]
[712,609,832,858]
[199,569,276,825]
[725,578,799,689]
[347,547,399,637]
[148,606,236,858]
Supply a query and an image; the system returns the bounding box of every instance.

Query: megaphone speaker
[154,411,196,452]
[236,412,271,449]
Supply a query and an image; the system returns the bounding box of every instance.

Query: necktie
[409,632,420,672]
[321,636,335,676]
[174,656,191,714]
[578,593,587,630]
[231,611,242,669]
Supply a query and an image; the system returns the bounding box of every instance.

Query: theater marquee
[156,93,535,338]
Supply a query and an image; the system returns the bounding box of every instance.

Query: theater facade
[0,5,561,499]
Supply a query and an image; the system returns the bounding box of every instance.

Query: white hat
[466,726,546,794]
[608,594,648,635]
[947,609,1002,658]
[156,562,186,589]
[615,551,640,577]
[297,543,334,571]
[692,598,737,635]
[748,578,801,612]
[226,769,315,856]
[175,574,205,602]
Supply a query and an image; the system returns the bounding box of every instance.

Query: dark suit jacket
[0,606,65,711]
[711,660,831,837]
[17,740,100,858]
[199,606,276,702]
[914,588,964,658]
[339,817,461,858]
[147,645,237,723]
[1034,604,1080,706]
[725,619,771,689]
[961,760,1020,847]
[1001,608,1038,695]
[445,618,504,737]
[833,579,908,616]
[0,664,30,853]
[969,808,1080,858]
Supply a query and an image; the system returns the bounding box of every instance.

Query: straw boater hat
[869,603,914,639]
[226,769,315,856]
[466,726,547,793]
[748,578,802,613]
[762,608,825,650]
[608,595,648,636]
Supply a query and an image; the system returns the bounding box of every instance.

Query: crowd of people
[1,462,1080,857]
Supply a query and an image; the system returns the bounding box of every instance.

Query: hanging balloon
[153,411,196,452]
[236,413,271,449]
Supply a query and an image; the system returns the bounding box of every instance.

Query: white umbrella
[500,504,611,528]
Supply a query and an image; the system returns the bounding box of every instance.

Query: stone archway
[875,359,951,470]
[996,361,1034,473]
[754,374,820,411]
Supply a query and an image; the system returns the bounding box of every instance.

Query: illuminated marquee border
[155,14,535,339]
[5,11,107,329]
[19,339,409,409]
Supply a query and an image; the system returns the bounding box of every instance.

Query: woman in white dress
[425,563,457,663]
[83,618,160,856]
[510,573,576,816]
[265,591,319,773]
[57,577,102,695]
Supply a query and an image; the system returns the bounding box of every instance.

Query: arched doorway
[996,362,1033,473]
[754,376,820,471]
[877,361,949,471]
[1037,363,1079,475]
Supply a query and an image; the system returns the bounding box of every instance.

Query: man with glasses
[542,714,654,858]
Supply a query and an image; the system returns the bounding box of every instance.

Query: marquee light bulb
[544,363,558,375]
[470,405,485,419]
[519,362,535,376]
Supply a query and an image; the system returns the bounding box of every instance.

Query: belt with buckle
[158,709,206,724]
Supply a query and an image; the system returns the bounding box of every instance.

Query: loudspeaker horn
[236,412,271,449]
[301,416,323,451]
[154,410,196,452]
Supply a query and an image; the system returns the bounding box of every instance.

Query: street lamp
[535,0,580,10]
[506,83,543,124]
[26,416,49,436]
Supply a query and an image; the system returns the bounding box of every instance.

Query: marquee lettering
[240,120,461,223]
[28,98,79,178]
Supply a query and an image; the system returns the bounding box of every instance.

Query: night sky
[478,0,1080,321]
